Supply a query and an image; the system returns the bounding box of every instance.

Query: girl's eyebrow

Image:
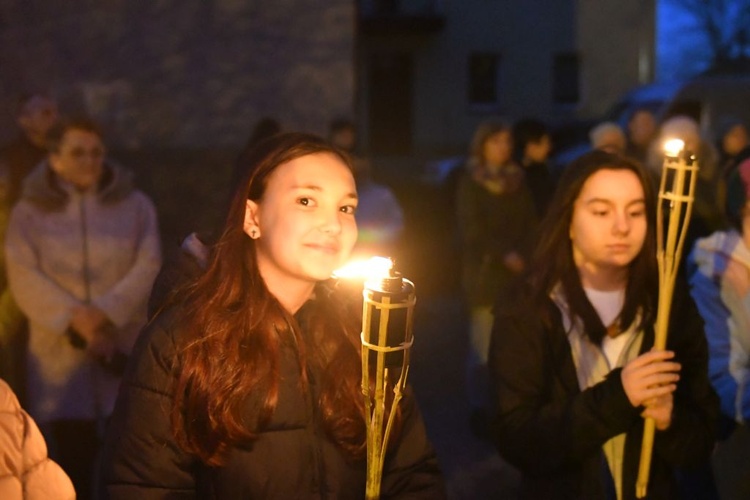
[291,184,358,200]
[291,183,322,191]
[585,197,645,206]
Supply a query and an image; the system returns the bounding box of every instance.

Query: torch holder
[636,147,698,498]
[361,272,416,500]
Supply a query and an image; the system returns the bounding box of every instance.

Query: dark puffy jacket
[101,304,445,499]
[489,287,718,500]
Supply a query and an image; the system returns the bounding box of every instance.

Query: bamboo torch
[635,139,698,498]
[333,257,417,500]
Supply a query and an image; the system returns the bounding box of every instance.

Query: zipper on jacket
[79,195,91,301]
[78,195,104,423]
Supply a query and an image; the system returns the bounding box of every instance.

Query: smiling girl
[100,133,444,498]
[489,151,718,500]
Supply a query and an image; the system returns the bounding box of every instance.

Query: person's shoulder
[495,282,552,321]
[135,307,188,362]
[140,306,185,351]
[129,188,158,209]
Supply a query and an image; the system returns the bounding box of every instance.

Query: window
[468,52,500,106]
[553,52,579,104]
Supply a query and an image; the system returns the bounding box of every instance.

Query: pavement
[384,174,522,499]
[409,293,521,499]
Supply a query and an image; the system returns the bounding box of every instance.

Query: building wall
[576,0,656,117]
[359,0,576,157]
[0,0,355,148]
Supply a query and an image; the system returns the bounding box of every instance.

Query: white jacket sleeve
[91,192,162,329]
[5,203,80,334]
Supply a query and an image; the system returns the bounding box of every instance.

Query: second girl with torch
[488,150,718,499]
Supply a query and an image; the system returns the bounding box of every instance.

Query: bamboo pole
[635,142,697,498]
[361,275,415,500]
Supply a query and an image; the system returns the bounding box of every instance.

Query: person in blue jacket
[688,155,750,500]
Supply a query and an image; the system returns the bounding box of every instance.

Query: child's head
[513,119,551,163]
[224,132,358,288]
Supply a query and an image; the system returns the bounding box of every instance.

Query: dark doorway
[366,52,413,155]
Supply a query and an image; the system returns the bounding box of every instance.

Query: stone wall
[0,0,355,148]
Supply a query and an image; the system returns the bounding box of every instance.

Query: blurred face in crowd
[628,110,657,148]
[49,128,105,191]
[595,130,626,155]
[722,124,749,157]
[483,130,512,168]
[246,152,358,291]
[570,168,647,287]
[525,134,552,163]
[18,96,59,146]
[330,127,356,153]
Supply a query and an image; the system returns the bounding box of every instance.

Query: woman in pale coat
[5,118,161,499]
[0,378,75,499]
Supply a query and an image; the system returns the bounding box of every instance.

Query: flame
[332,256,393,280]
[663,138,685,157]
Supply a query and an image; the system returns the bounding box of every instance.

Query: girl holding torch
[100,133,444,498]
[489,150,718,499]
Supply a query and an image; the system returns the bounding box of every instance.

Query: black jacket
[101,304,445,499]
[456,170,538,307]
[489,288,718,500]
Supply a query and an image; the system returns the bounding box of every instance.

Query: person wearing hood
[4,117,162,499]
[688,156,750,500]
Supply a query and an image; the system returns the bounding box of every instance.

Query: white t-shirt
[584,287,630,367]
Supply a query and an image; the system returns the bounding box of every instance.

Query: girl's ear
[243,200,261,238]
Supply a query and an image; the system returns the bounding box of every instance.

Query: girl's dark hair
[512,118,549,157]
[172,132,376,465]
[525,150,658,344]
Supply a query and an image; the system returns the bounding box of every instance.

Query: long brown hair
[171,132,370,466]
[524,150,659,344]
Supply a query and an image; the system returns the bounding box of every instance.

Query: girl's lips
[607,244,631,252]
[307,242,340,254]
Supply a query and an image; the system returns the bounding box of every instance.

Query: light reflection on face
[246,152,359,289]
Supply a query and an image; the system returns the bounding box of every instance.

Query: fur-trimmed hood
[20,160,135,212]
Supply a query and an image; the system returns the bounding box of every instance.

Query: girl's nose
[319,209,342,234]
[613,211,630,235]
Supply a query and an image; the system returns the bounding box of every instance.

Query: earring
[250,228,259,239]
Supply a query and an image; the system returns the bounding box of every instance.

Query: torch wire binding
[635,154,697,498]
[361,285,416,499]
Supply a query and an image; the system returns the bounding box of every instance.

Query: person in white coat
[4,117,161,499]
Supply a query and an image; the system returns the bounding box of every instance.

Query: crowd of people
[0,89,749,500]
[454,110,749,500]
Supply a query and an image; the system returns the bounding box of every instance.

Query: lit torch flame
[333,256,394,281]
[663,138,685,158]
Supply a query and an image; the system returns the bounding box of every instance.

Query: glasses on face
[66,147,105,160]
